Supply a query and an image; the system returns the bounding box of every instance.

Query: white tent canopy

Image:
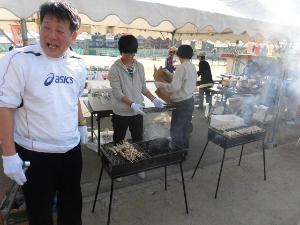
[0,0,299,42]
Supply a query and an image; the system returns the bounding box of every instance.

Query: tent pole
[20,19,29,46]
[0,28,17,47]
[171,29,177,46]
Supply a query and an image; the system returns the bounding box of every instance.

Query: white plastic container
[87,81,112,111]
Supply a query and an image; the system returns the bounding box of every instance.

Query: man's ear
[71,31,78,42]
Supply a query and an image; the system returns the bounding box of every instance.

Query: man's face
[121,52,135,64]
[40,15,77,58]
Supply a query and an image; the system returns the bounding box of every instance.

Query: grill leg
[107,179,115,225]
[97,114,101,156]
[91,113,94,142]
[215,148,227,199]
[180,162,189,214]
[92,165,104,212]
[262,139,266,180]
[164,166,167,191]
[192,140,209,179]
[238,144,244,166]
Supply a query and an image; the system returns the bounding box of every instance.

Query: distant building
[137,35,145,48]
[105,34,117,48]
[88,33,105,48]
[201,41,214,52]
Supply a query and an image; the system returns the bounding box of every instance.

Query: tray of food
[101,141,148,165]
[109,141,145,162]
[234,126,264,135]
[100,138,186,177]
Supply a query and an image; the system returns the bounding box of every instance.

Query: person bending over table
[155,45,197,149]
[108,35,164,179]
[0,2,88,225]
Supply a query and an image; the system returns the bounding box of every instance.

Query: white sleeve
[78,62,88,98]
[0,52,25,108]
[163,65,185,93]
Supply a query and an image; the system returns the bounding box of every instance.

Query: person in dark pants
[108,35,164,179]
[197,53,214,109]
[0,2,87,225]
[155,45,197,149]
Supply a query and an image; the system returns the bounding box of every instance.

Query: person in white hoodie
[108,35,164,179]
[0,2,87,225]
[155,45,197,149]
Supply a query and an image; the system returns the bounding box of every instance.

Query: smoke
[229,44,300,127]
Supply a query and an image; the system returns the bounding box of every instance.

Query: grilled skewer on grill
[109,141,143,162]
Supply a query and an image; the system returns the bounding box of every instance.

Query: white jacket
[0,43,87,153]
[161,61,197,102]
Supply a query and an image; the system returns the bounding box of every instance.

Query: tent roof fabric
[0,0,299,42]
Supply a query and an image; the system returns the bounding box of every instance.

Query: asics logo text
[44,73,74,86]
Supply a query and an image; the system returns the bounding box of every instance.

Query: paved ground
[1,109,300,225]
[78,109,300,225]
[83,142,300,225]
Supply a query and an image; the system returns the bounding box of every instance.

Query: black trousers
[199,87,212,108]
[16,143,82,225]
[112,114,143,144]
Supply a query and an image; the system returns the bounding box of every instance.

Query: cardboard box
[155,89,172,105]
[153,66,173,104]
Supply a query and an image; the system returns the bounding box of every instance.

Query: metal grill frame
[92,138,189,225]
[192,125,267,199]
[208,126,266,148]
[100,140,187,178]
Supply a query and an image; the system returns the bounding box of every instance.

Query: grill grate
[101,142,151,166]
[100,138,186,178]
[208,125,266,148]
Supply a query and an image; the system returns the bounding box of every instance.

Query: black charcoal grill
[192,125,267,198]
[92,137,188,225]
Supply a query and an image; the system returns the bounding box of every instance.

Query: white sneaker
[116,177,123,182]
[137,172,146,179]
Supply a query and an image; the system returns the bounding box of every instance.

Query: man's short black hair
[118,35,138,54]
[39,1,81,33]
[176,45,194,59]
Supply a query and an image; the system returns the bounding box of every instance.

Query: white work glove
[78,125,88,144]
[152,97,164,108]
[2,153,27,185]
[131,102,145,115]
[154,82,165,88]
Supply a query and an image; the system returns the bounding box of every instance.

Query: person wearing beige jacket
[108,35,164,179]
[155,45,197,149]
[109,35,164,144]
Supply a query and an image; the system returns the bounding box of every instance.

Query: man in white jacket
[0,2,87,225]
